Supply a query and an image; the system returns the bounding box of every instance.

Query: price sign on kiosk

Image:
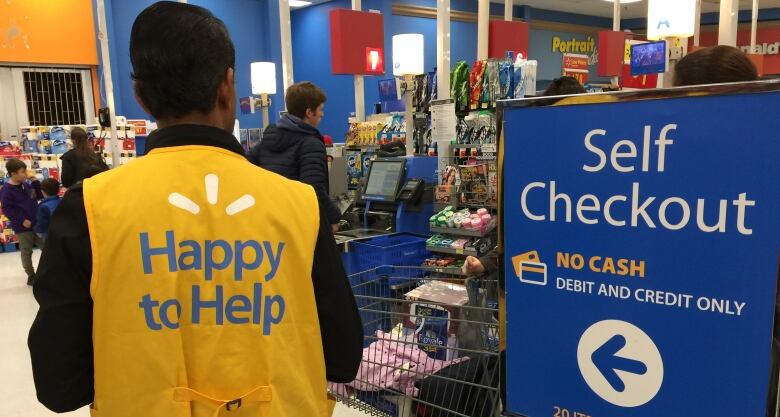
[500,84,780,417]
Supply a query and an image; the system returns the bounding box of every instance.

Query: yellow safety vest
[84,145,328,417]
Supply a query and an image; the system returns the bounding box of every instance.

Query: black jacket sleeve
[60,154,76,188]
[28,186,94,413]
[311,207,363,382]
[298,139,342,225]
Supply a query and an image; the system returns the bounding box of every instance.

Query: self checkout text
[520,124,756,235]
[136,230,286,334]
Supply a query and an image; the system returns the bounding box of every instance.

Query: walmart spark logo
[138,174,287,333]
[167,174,255,216]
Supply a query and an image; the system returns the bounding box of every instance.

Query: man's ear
[218,68,236,109]
[133,80,154,116]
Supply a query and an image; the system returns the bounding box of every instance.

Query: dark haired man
[28,2,362,416]
[249,82,342,232]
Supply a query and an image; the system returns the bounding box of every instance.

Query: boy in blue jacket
[34,178,61,241]
[0,159,43,285]
[249,82,342,232]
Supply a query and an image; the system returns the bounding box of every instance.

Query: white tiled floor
[0,250,368,417]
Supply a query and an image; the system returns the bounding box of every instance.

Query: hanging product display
[413,73,431,112]
[513,57,538,98]
[469,60,486,110]
[451,61,470,112]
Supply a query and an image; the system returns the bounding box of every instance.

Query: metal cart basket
[330,266,501,417]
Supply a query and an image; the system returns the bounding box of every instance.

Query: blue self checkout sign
[501,90,780,417]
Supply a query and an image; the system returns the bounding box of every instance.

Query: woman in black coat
[61,127,108,188]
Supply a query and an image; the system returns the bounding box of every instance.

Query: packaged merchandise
[499,55,514,100]
[36,139,52,154]
[458,164,490,205]
[405,281,471,361]
[513,57,526,98]
[469,60,486,110]
[411,304,457,361]
[451,61,470,112]
[435,184,454,204]
[413,73,430,111]
[361,152,375,177]
[464,235,495,257]
[422,256,466,269]
[482,60,499,108]
[49,126,68,142]
[513,58,538,98]
[346,150,362,188]
[0,141,22,157]
[430,68,438,101]
[51,140,69,154]
[430,206,496,234]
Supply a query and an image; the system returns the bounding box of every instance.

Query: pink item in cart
[329,330,469,397]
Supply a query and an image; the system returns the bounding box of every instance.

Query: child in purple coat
[0,159,43,285]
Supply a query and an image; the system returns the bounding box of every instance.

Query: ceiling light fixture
[289,0,313,8]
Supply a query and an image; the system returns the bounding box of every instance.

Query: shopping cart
[332,266,501,417]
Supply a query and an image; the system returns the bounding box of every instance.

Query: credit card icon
[512,250,541,277]
[519,261,548,286]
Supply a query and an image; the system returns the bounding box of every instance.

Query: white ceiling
[493,0,780,19]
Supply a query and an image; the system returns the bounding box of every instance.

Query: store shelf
[430,222,496,237]
[426,245,479,257]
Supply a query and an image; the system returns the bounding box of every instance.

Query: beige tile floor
[0,250,368,417]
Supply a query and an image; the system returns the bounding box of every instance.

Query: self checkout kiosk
[337,156,436,236]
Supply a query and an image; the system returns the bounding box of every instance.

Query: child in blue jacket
[34,178,61,241]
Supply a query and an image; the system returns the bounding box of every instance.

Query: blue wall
[291,0,354,142]
[100,0,278,130]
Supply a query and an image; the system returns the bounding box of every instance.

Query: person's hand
[463,256,485,275]
[331,224,340,234]
[23,219,32,229]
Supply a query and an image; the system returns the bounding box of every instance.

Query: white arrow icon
[577,320,664,408]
